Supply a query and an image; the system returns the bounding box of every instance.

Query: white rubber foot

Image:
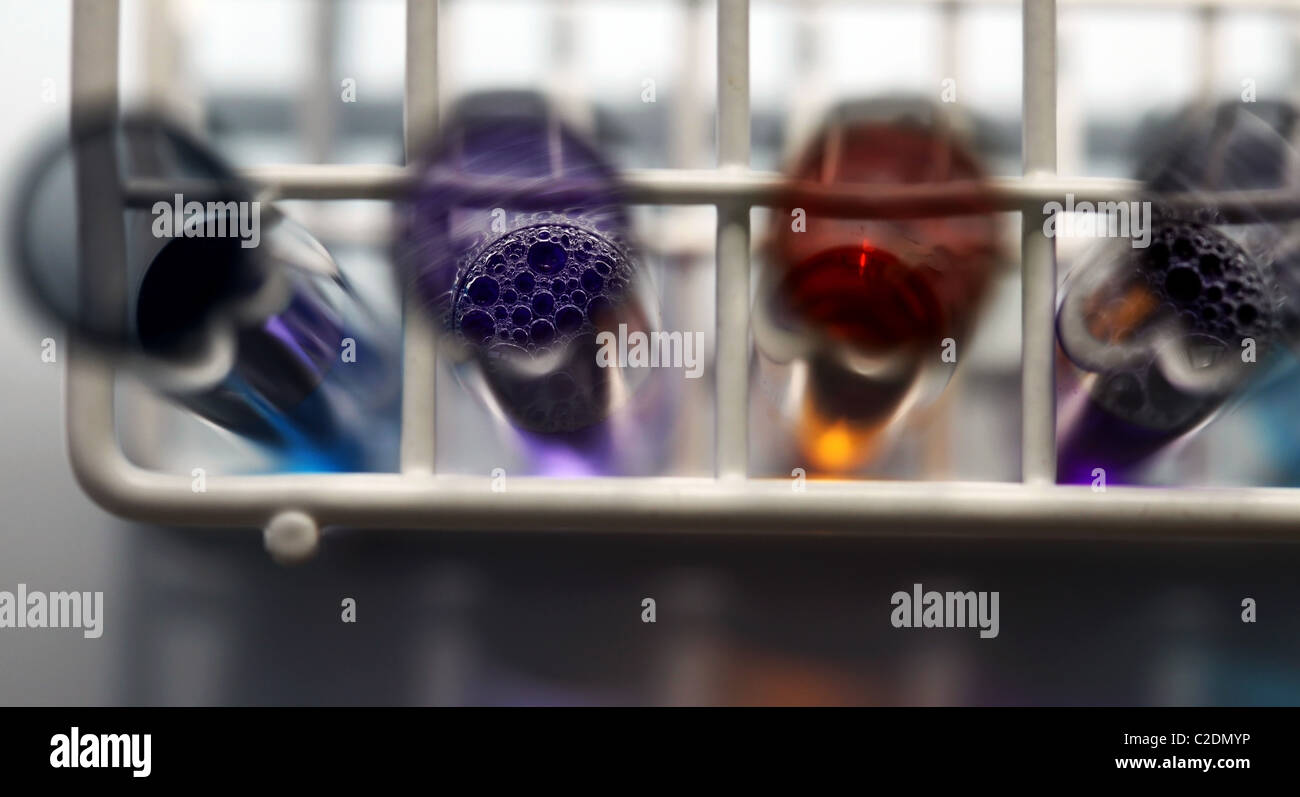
[263,510,321,564]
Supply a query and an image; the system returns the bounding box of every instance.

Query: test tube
[401,92,662,470]
[11,110,398,471]
[756,99,1001,475]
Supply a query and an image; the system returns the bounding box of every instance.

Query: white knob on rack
[263,510,321,564]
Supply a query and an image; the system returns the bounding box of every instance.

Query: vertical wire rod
[715,0,752,480]
[1020,0,1059,485]
[400,0,440,475]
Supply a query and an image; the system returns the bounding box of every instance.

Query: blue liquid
[137,233,396,472]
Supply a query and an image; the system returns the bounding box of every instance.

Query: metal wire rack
[65,0,1300,561]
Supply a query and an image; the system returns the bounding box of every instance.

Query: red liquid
[763,116,1002,474]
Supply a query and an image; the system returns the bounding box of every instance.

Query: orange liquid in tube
[763,111,1001,475]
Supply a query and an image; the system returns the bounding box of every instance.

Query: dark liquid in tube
[136,216,394,471]
[405,93,652,450]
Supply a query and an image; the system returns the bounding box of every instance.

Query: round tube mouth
[1057,222,1269,402]
[8,107,257,356]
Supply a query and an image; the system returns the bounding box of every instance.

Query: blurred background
[2,0,1300,705]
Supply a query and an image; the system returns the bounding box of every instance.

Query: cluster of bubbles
[1077,220,1278,436]
[1137,217,1276,347]
[452,220,631,350]
[447,214,636,434]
